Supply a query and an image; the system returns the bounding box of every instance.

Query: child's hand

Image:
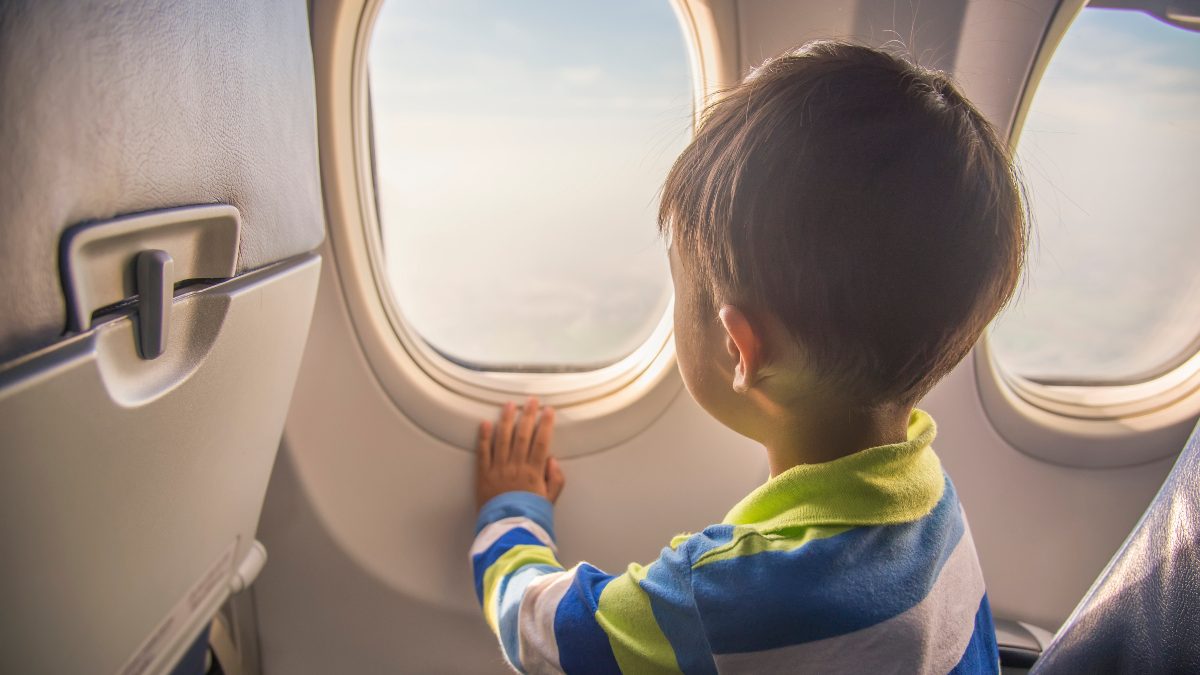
[476,397,566,512]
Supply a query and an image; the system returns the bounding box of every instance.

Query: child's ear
[718,304,762,393]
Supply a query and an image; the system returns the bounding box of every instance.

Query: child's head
[660,40,1026,428]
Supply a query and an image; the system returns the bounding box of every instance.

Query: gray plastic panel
[0,252,321,675]
[60,205,240,332]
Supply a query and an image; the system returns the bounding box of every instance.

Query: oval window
[989,6,1200,385]
[366,1,694,372]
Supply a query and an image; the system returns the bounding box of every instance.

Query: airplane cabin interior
[0,0,1197,673]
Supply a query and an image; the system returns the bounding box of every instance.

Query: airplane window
[366,1,692,372]
[989,6,1200,385]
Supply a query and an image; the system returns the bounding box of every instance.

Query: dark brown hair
[659,40,1027,405]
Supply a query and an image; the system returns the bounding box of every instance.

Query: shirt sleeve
[470,492,713,674]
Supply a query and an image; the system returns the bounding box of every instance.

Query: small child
[470,40,1025,674]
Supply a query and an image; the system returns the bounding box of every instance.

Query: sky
[368,3,1200,382]
[368,0,692,370]
[989,8,1200,383]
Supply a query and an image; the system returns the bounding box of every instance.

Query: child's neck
[762,400,911,477]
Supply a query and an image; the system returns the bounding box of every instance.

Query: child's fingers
[529,407,555,468]
[511,396,539,463]
[546,457,566,504]
[493,401,516,464]
[476,420,493,470]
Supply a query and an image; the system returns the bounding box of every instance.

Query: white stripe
[516,566,578,675]
[470,517,556,558]
[498,565,561,665]
[713,525,986,674]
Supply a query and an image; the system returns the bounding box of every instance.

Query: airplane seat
[0,1,324,673]
[1030,418,1200,673]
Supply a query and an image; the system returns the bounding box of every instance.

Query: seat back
[1031,419,1200,673]
[0,1,324,672]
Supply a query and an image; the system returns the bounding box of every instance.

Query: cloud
[556,66,606,86]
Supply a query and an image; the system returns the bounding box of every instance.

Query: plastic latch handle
[59,204,241,334]
[229,541,268,594]
[136,250,173,360]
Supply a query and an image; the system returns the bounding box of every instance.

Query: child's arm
[472,399,704,674]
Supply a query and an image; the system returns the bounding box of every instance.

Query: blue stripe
[476,491,556,539]
[640,526,734,675]
[949,593,1000,674]
[677,524,736,555]
[472,527,550,604]
[498,563,561,671]
[554,564,622,674]
[694,476,966,653]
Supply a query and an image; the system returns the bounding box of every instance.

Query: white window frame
[975,0,1200,468]
[316,0,740,457]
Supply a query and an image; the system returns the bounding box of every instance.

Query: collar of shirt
[720,409,945,533]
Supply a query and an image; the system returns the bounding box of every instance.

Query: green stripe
[596,563,682,674]
[721,409,944,532]
[692,524,853,569]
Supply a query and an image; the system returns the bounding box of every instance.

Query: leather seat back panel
[0,0,325,362]
[1032,421,1200,673]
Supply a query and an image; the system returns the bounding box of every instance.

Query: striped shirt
[470,409,999,673]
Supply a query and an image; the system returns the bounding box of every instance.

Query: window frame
[317,0,740,457]
[975,0,1200,468]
